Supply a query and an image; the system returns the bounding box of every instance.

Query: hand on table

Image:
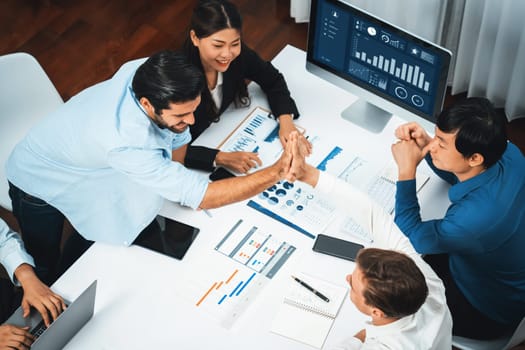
[215,151,262,174]
[14,264,66,327]
[0,324,34,349]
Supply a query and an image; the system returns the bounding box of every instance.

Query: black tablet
[133,217,199,260]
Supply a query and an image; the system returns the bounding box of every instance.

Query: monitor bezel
[306,0,452,125]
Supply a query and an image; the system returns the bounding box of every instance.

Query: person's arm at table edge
[197,133,302,209]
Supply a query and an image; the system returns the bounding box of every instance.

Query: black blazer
[185,44,300,171]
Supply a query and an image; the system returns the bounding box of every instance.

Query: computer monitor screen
[306,0,452,133]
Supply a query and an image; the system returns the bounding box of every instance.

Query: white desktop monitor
[306,0,452,133]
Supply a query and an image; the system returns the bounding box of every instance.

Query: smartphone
[312,234,364,262]
[133,217,199,260]
[209,167,236,181]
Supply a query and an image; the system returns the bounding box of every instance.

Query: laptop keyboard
[30,321,48,338]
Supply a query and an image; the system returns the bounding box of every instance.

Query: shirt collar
[365,314,414,338]
[449,160,499,202]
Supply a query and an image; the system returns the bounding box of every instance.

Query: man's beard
[152,114,187,134]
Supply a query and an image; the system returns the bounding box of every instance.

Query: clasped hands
[391,122,434,180]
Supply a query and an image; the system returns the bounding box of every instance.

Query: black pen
[291,275,330,303]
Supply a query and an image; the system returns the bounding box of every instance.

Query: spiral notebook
[271,273,347,349]
[366,163,430,214]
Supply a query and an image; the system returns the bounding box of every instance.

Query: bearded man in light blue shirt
[6,51,297,284]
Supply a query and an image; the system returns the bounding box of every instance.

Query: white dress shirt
[314,172,452,350]
[209,71,223,110]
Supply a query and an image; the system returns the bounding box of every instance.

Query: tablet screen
[133,217,199,260]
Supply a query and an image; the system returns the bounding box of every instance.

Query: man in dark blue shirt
[391,97,525,340]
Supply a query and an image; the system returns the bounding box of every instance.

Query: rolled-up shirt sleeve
[107,146,209,209]
[0,219,34,284]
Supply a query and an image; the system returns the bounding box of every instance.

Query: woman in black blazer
[180,0,306,173]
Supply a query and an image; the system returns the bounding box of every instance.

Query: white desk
[56,45,450,350]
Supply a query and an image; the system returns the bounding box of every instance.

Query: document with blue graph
[218,106,281,171]
[175,254,269,329]
[218,106,342,239]
[218,107,428,241]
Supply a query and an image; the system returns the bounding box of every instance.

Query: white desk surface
[55,45,450,350]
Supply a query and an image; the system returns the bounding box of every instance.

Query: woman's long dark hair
[182,0,250,123]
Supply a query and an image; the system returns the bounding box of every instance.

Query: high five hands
[218,116,312,175]
[277,114,313,156]
[280,131,311,183]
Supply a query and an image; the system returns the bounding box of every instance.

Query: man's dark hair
[356,248,428,319]
[132,50,205,115]
[437,97,507,168]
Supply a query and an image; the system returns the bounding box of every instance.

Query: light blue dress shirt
[6,58,209,245]
[0,219,34,283]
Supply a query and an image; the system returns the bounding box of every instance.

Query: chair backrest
[452,316,525,350]
[506,317,525,350]
[0,52,64,211]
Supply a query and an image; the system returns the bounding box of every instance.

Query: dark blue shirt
[395,142,525,326]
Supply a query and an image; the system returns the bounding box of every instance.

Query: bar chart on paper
[177,259,268,329]
[219,106,284,170]
[215,219,296,279]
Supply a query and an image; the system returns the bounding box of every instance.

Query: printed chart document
[219,106,339,239]
[339,159,430,214]
[219,107,430,241]
[175,254,269,329]
[218,106,293,172]
[215,219,296,279]
[271,272,347,349]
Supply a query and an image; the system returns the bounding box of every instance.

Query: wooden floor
[1,1,524,204]
[0,0,307,101]
[1,0,524,149]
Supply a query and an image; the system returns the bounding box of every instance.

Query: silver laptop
[5,280,97,350]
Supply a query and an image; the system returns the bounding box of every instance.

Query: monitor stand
[341,99,392,134]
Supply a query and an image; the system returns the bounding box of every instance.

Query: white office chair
[452,317,525,350]
[0,52,64,211]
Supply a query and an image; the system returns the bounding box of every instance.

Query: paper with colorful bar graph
[215,219,296,279]
[217,106,305,174]
[175,255,268,329]
[217,106,342,238]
